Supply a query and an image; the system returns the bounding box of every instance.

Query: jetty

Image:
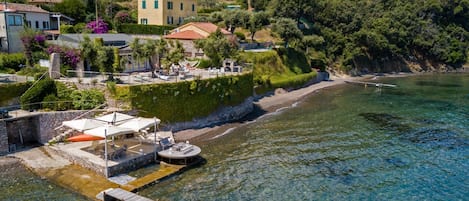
[98,188,153,201]
[345,80,397,88]
[121,162,185,192]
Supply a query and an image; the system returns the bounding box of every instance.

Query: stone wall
[6,115,40,150]
[0,120,8,154]
[38,111,100,144]
[166,97,254,132]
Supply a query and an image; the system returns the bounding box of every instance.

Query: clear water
[0,158,88,201]
[138,74,469,200]
[1,74,468,200]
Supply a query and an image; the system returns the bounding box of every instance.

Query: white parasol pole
[104,128,108,178]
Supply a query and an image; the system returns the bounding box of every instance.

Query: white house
[0,2,51,53]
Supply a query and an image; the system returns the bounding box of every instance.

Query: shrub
[60,25,75,33]
[0,82,31,106]
[197,59,212,69]
[70,89,105,110]
[234,32,246,41]
[0,53,26,72]
[20,78,56,110]
[86,18,109,34]
[17,66,48,77]
[116,24,174,35]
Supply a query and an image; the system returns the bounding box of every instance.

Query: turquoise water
[138,74,469,200]
[1,74,468,200]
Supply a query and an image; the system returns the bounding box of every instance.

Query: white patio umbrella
[62,118,105,132]
[84,125,135,138]
[84,125,134,178]
[117,117,161,132]
[95,112,135,125]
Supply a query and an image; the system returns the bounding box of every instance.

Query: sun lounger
[158,74,170,81]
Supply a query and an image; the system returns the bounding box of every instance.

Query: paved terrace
[62,68,245,85]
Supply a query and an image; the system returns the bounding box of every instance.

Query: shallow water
[0,158,88,201]
[1,74,468,200]
[138,74,469,200]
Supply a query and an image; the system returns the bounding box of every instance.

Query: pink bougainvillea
[86,18,109,34]
[47,45,81,68]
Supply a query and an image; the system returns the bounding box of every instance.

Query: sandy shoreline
[174,73,401,142]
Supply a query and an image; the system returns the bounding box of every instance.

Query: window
[26,21,31,27]
[178,17,182,24]
[167,16,174,24]
[142,0,146,9]
[154,0,158,8]
[180,3,183,10]
[167,1,173,9]
[140,18,148,24]
[42,21,49,29]
[192,4,195,11]
[35,21,39,28]
[7,15,23,26]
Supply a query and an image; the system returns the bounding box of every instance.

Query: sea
[1,73,468,200]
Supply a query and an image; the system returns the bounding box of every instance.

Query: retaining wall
[165,97,254,132]
[38,111,99,144]
[0,121,8,154]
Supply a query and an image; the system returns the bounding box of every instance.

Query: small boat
[67,134,104,142]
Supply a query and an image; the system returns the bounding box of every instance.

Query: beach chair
[156,131,175,144]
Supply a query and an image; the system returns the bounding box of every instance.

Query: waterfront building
[138,0,197,26]
[163,22,233,58]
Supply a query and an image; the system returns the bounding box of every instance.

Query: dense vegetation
[19,78,105,111]
[240,48,316,94]
[114,74,253,123]
[0,82,31,107]
[238,0,469,72]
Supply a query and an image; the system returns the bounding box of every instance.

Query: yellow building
[138,0,197,26]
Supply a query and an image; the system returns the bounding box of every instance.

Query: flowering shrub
[114,11,133,24]
[20,29,47,67]
[46,45,81,68]
[86,18,109,34]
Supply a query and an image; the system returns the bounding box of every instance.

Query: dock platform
[345,80,397,88]
[122,162,185,192]
[98,188,153,201]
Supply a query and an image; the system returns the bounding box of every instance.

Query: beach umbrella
[62,118,105,132]
[95,112,135,125]
[84,125,134,138]
[117,117,161,132]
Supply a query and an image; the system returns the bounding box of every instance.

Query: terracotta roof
[28,0,62,3]
[164,30,205,40]
[179,22,232,35]
[0,3,49,13]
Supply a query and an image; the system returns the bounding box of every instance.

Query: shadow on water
[358,113,411,132]
[359,113,469,149]
[415,81,462,88]
[315,159,355,185]
[384,157,407,167]
[402,128,469,149]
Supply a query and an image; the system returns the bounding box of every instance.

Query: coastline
[173,73,396,142]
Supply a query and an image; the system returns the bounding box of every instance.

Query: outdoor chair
[159,137,174,150]
[110,144,127,160]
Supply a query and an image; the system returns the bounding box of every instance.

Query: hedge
[117,24,175,35]
[115,73,253,123]
[0,82,31,107]
[0,53,26,72]
[20,78,56,110]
